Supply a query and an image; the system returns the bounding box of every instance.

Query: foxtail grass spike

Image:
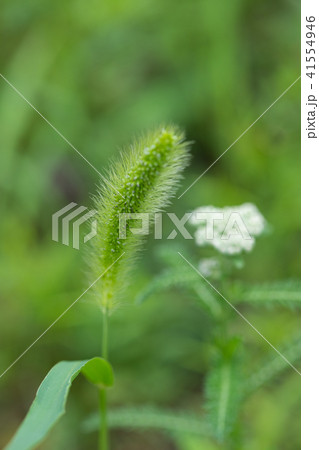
[90,125,191,311]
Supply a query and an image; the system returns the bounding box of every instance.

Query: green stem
[101,307,108,360]
[99,308,108,450]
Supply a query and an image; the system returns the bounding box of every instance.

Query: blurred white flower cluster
[198,258,221,277]
[190,203,266,255]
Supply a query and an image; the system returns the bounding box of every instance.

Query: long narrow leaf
[205,351,242,441]
[5,358,113,450]
[229,280,301,309]
[244,336,301,394]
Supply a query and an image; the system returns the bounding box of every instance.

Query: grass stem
[99,308,108,450]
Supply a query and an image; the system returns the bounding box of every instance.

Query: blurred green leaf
[205,344,243,442]
[245,335,301,395]
[135,268,198,305]
[83,406,216,438]
[229,280,301,309]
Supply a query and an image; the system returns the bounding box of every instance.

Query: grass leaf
[5,358,113,450]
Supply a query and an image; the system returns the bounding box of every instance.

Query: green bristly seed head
[90,125,191,311]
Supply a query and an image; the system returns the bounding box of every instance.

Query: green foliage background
[0,0,300,449]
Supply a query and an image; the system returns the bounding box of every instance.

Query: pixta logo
[118,212,253,241]
[52,202,97,250]
[52,206,259,251]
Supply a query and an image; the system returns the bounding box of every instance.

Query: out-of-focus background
[0,0,300,449]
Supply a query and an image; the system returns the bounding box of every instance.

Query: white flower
[190,203,266,255]
[198,258,220,277]
[211,232,256,254]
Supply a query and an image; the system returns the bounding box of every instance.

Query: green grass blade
[5,358,113,450]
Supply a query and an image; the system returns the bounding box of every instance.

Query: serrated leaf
[135,268,223,318]
[135,268,198,305]
[155,244,187,267]
[205,347,242,441]
[5,358,114,450]
[229,280,301,309]
[244,336,301,394]
[83,406,216,437]
[192,282,222,316]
